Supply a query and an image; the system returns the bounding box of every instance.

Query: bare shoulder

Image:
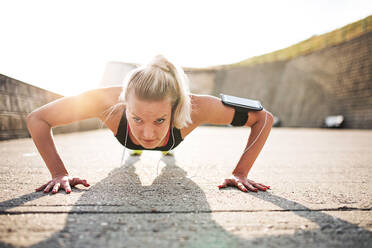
[94,86,123,106]
[78,86,124,117]
[66,86,124,120]
[189,94,274,127]
[189,93,235,125]
[27,86,124,128]
[179,94,235,139]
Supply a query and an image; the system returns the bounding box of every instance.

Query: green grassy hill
[209,15,371,69]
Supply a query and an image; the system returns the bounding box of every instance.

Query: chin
[141,141,159,149]
[142,145,155,149]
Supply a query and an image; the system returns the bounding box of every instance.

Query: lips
[143,139,156,143]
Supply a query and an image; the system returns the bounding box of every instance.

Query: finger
[235,181,248,192]
[63,181,72,194]
[52,183,61,194]
[252,183,267,191]
[242,182,258,192]
[70,178,90,187]
[43,182,54,193]
[82,179,90,187]
[218,178,237,189]
[247,179,270,190]
[258,183,270,189]
[218,179,229,189]
[35,181,51,191]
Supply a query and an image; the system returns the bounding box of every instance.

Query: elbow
[26,113,38,131]
[263,110,274,127]
[26,112,46,129]
[245,109,274,127]
[26,112,38,124]
[26,113,34,124]
[26,113,52,137]
[26,112,51,129]
[26,113,33,121]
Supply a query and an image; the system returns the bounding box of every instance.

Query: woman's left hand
[218,175,270,192]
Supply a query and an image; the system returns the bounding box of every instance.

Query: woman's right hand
[35,175,90,194]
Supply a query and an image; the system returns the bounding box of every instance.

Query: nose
[143,126,155,140]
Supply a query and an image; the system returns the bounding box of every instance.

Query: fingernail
[217,185,222,188]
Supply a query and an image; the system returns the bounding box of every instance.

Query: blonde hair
[101,55,192,129]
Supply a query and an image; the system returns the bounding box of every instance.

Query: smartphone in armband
[220,94,263,112]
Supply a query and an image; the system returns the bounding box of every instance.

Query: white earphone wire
[242,111,268,155]
[120,121,176,181]
[120,122,135,184]
[156,126,175,176]
[120,111,267,183]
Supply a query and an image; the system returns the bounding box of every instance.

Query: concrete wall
[100,61,217,95]
[100,61,138,87]
[213,31,372,129]
[0,74,102,141]
[184,69,217,95]
[5,28,368,141]
[98,31,371,129]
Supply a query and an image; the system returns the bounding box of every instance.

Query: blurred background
[0,0,371,140]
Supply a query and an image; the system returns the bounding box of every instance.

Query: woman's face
[126,91,172,149]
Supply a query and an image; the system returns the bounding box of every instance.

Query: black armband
[230,110,249,126]
[220,93,263,127]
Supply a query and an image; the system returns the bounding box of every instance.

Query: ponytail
[118,55,192,129]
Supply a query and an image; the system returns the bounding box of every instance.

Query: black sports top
[114,109,184,151]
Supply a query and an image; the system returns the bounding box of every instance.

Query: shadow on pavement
[1,155,371,247]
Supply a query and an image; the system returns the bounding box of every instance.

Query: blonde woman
[27,55,274,194]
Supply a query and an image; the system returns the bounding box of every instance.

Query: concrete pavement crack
[1,207,371,215]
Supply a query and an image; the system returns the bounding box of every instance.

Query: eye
[133,117,142,123]
[156,118,165,124]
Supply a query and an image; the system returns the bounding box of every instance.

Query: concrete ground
[0,126,371,248]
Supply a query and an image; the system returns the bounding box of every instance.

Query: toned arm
[192,94,274,192]
[26,87,118,177]
[192,94,273,128]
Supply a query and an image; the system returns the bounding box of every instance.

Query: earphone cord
[120,112,267,183]
[242,111,268,155]
[120,122,135,184]
[156,127,175,176]
[187,111,268,182]
[120,123,175,182]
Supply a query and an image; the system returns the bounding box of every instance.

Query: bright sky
[0,0,371,96]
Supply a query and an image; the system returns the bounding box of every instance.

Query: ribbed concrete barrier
[0,74,103,141]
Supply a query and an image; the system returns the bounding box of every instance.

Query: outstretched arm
[192,94,274,192]
[232,109,274,178]
[26,87,116,193]
[220,109,274,192]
